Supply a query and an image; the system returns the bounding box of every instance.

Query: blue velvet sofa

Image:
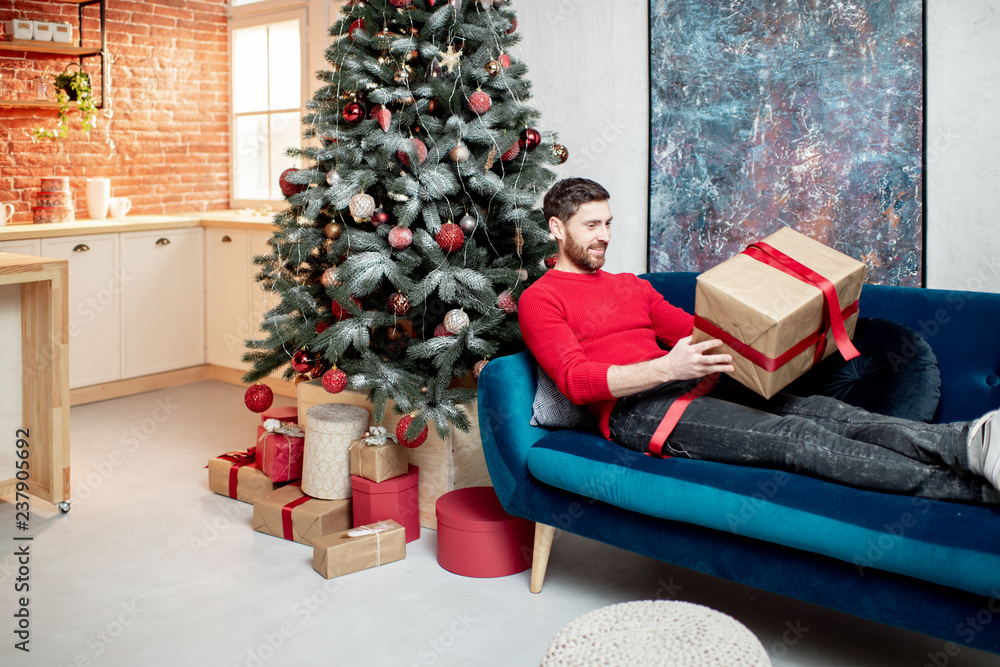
[477,272,1000,655]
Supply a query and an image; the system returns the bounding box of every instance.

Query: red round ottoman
[436,486,535,577]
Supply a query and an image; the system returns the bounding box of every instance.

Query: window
[229,0,345,207]
[230,16,303,205]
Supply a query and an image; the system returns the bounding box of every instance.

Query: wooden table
[0,253,71,510]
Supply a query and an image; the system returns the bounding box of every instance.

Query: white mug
[109,197,132,219]
[86,178,110,220]
[0,203,14,225]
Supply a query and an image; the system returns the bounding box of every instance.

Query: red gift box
[257,407,304,483]
[350,465,420,543]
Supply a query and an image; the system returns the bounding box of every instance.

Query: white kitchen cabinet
[205,227,277,371]
[0,239,41,256]
[205,228,252,369]
[120,228,205,379]
[40,234,121,389]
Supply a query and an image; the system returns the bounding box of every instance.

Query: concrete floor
[2,380,998,667]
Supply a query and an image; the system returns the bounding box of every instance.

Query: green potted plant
[32,63,98,141]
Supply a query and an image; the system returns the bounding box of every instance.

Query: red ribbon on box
[281,487,312,541]
[218,448,256,499]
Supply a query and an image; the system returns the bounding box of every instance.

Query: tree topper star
[438,44,463,73]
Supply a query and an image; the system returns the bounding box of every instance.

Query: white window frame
[227,0,347,209]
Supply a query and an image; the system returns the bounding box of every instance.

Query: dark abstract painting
[649,0,923,286]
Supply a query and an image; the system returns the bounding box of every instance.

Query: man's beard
[565,232,607,271]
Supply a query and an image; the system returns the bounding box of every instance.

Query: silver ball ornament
[443,309,470,334]
[458,214,477,234]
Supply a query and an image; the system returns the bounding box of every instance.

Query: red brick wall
[0,0,229,224]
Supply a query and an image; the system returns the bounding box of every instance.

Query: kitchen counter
[0,210,280,241]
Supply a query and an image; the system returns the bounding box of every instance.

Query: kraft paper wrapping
[312,520,406,579]
[207,457,279,504]
[252,484,352,546]
[302,403,370,500]
[350,440,409,483]
[692,227,866,398]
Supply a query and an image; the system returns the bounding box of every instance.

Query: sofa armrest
[477,351,552,516]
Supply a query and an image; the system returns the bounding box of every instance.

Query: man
[518,177,1000,504]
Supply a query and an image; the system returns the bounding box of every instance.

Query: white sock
[968,410,1000,489]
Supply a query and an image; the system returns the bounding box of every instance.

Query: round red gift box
[436,486,535,578]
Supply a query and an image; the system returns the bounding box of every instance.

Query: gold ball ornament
[321,267,340,288]
[324,222,343,240]
[349,192,376,221]
[485,60,501,77]
[443,308,470,334]
[473,359,489,379]
[552,143,569,164]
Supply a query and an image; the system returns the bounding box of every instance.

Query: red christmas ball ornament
[316,321,329,334]
[322,367,348,394]
[544,255,558,269]
[397,138,428,168]
[343,101,365,124]
[501,141,520,162]
[390,0,409,6]
[388,225,413,250]
[291,349,313,373]
[396,414,428,448]
[371,207,392,227]
[330,296,361,321]
[435,223,465,252]
[349,18,366,41]
[473,359,489,379]
[279,168,306,197]
[468,90,492,115]
[506,17,517,34]
[519,128,541,151]
[433,323,453,337]
[497,290,517,313]
[499,53,510,69]
[244,383,274,413]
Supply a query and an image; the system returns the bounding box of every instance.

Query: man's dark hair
[542,178,610,224]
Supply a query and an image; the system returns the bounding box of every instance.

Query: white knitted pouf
[541,600,770,667]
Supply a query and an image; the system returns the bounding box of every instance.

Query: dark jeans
[607,376,1000,505]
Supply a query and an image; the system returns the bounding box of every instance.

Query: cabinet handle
[72,244,90,252]
[155,238,171,246]
[221,235,232,243]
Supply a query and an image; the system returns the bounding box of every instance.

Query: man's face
[553,200,612,273]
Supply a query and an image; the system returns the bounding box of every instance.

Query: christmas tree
[242,0,567,444]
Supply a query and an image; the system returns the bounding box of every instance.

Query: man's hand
[659,336,735,382]
[607,336,734,398]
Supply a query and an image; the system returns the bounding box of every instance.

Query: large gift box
[302,403,370,500]
[258,419,305,483]
[351,465,420,543]
[312,520,406,579]
[208,448,282,503]
[692,227,866,398]
[349,427,408,483]
[252,483,352,546]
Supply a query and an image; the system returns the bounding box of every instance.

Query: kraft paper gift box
[351,465,420,543]
[208,448,282,503]
[312,520,406,580]
[349,432,408,483]
[252,484,352,546]
[692,227,866,399]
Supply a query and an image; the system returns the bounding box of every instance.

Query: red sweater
[518,269,694,438]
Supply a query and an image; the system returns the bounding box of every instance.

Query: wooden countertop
[0,210,280,241]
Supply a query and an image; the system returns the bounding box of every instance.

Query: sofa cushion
[525,430,1000,598]
[529,366,597,430]
[786,318,941,422]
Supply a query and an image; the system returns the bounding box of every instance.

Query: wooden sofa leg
[530,523,556,594]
